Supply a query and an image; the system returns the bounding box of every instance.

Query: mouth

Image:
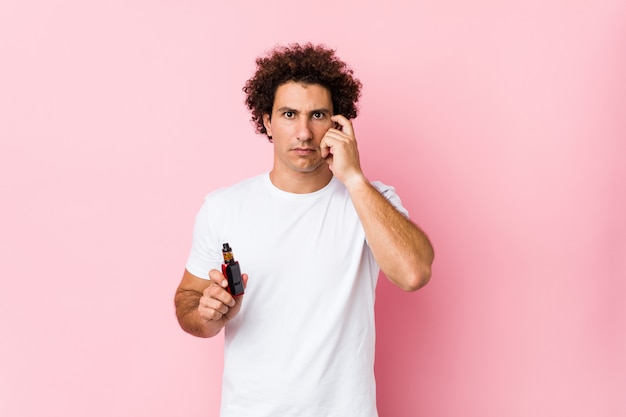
[292,148,317,155]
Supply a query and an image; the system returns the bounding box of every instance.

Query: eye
[312,112,325,119]
[283,111,295,119]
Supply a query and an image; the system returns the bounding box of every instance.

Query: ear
[262,114,272,137]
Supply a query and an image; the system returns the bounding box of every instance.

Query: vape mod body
[221,242,245,296]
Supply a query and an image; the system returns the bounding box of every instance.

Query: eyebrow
[275,107,332,115]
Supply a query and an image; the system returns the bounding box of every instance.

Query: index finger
[331,114,354,137]
[208,269,229,288]
[204,278,236,307]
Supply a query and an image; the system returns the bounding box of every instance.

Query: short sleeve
[371,181,410,218]
[185,197,222,280]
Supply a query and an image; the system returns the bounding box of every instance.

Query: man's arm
[321,115,434,291]
[345,178,433,291]
[174,269,247,338]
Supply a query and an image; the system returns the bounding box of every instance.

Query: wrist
[342,172,370,193]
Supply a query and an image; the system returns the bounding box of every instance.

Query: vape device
[221,242,245,296]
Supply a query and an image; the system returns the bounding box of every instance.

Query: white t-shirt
[186,173,408,417]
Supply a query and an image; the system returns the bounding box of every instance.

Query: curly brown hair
[243,43,362,140]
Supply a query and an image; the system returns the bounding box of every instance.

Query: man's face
[263,81,334,176]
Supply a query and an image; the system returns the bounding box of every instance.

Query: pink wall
[1,1,624,416]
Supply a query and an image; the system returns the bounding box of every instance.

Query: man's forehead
[272,81,333,110]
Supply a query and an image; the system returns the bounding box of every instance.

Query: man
[174,43,434,417]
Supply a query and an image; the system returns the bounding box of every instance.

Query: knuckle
[206,285,222,298]
[201,304,225,321]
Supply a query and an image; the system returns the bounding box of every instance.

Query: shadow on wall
[375,273,438,417]
[364,119,446,416]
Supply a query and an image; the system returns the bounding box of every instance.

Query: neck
[269,168,333,194]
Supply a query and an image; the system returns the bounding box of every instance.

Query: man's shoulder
[205,173,268,201]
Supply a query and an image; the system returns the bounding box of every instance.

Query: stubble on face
[263,82,335,191]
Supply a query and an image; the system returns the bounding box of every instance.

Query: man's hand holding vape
[197,269,248,330]
[174,268,248,338]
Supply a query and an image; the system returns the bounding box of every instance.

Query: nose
[296,117,313,142]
